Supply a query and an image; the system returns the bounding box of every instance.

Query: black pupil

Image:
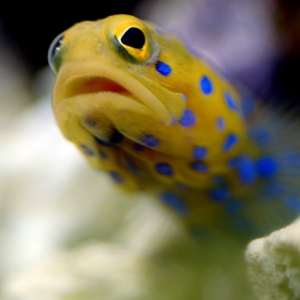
[121,27,145,49]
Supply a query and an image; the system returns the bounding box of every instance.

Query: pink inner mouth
[66,77,130,98]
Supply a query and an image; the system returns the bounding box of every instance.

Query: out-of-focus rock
[246,218,300,300]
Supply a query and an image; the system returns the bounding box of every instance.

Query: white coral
[246,219,300,300]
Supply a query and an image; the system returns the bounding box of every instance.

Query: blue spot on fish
[223,133,239,152]
[237,156,257,185]
[217,117,225,131]
[224,92,238,111]
[141,135,160,147]
[109,171,123,183]
[160,192,188,215]
[155,163,174,176]
[181,94,187,102]
[179,109,196,127]
[191,161,208,172]
[257,156,278,177]
[156,61,172,76]
[193,146,207,160]
[200,76,213,95]
[210,186,229,202]
[81,144,94,156]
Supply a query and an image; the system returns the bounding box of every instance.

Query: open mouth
[63,77,130,98]
[52,61,172,125]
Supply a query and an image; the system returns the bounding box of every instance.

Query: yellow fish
[48,14,300,237]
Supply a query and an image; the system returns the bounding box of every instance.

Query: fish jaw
[52,60,173,129]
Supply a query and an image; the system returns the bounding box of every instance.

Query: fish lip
[52,61,172,125]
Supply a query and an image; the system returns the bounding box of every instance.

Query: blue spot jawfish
[48,14,300,238]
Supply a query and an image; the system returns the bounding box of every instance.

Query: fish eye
[120,27,145,49]
[48,33,64,74]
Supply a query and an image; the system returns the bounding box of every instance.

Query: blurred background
[0,1,142,75]
[0,0,299,100]
[0,0,299,299]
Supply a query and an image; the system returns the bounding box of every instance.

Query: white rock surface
[246,218,300,300]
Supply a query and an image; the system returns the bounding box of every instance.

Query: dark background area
[0,0,299,108]
[0,1,142,75]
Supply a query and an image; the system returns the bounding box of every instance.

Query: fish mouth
[52,61,173,127]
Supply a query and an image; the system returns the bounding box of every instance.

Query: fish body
[48,15,300,237]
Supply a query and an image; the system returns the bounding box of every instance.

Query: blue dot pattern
[155,163,173,176]
[257,156,278,177]
[109,171,123,183]
[222,133,239,152]
[210,186,229,202]
[141,135,160,147]
[81,144,94,156]
[217,117,225,131]
[193,147,207,160]
[200,76,213,95]
[160,192,188,215]
[179,109,196,127]
[191,161,208,172]
[156,61,172,76]
[224,92,238,111]
[237,156,256,185]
